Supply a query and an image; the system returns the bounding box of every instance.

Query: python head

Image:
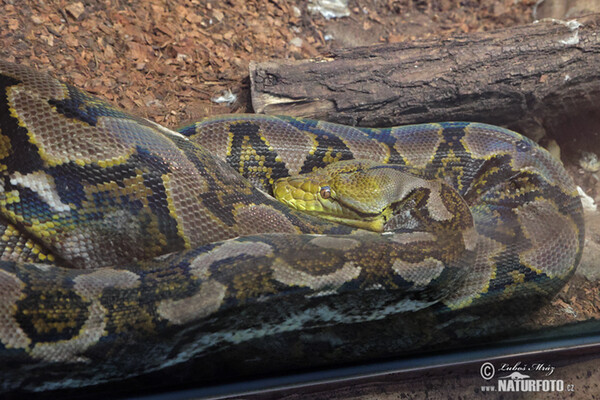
[273,159,470,233]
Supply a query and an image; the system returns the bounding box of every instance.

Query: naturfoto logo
[479,361,574,393]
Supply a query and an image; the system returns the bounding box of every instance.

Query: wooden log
[250,15,600,142]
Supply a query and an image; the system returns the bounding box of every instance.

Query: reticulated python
[0,61,584,394]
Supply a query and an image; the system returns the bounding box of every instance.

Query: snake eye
[320,186,331,199]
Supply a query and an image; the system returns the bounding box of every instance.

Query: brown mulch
[1,0,537,128]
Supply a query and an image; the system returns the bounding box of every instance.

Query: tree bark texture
[250,15,600,142]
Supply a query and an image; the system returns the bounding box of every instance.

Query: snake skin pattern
[0,61,584,394]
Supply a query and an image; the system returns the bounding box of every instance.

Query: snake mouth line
[334,199,383,220]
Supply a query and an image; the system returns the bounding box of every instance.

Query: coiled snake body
[0,61,584,393]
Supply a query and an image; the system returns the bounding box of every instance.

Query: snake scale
[0,61,584,394]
